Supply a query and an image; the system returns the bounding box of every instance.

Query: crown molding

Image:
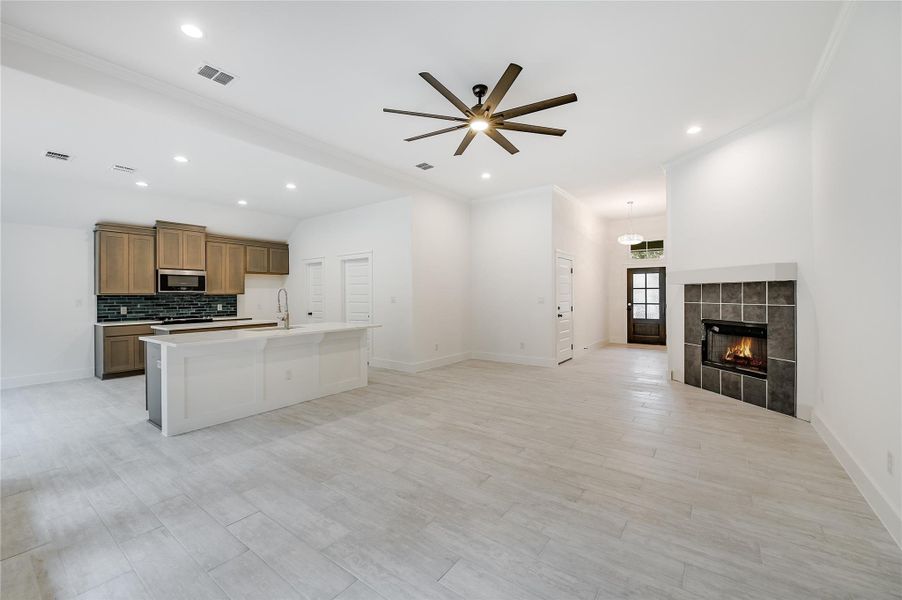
[660,99,810,171]
[0,24,468,204]
[806,1,855,100]
[660,1,854,172]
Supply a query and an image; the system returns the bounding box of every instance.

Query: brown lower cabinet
[94,324,153,379]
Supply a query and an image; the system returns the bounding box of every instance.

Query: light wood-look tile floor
[2,346,900,599]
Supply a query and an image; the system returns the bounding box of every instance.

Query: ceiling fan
[383,63,577,156]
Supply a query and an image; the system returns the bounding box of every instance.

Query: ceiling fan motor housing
[472,84,489,103]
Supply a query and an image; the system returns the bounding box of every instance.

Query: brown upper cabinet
[269,247,289,274]
[95,224,156,295]
[156,221,206,270]
[206,241,246,295]
[245,244,289,275]
[246,245,269,274]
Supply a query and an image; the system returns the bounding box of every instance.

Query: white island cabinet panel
[142,323,378,436]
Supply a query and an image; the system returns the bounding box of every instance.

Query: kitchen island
[141,322,379,436]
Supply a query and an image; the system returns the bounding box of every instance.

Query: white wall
[552,188,608,357]
[237,274,287,321]
[1,223,96,388]
[411,194,470,370]
[470,187,555,366]
[809,2,901,544]
[664,108,817,421]
[604,214,667,344]
[285,198,416,368]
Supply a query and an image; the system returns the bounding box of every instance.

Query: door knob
[558,313,563,318]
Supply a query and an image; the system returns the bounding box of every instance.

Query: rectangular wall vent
[415,162,434,170]
[111,164,136,173]
[197,64,236,86]
[45,151,71,161]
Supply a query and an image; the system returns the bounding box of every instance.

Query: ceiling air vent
[415,162,434,170]
[111,164,136,173]
[45,151,71,161]
[197,64,236,86]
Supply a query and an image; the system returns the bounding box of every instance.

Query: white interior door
[305,261,324,322]
[556,256,574,364]
[342,256,372,357]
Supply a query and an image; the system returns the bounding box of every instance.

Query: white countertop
[150,319,278,333]
[141,322,380,348]
[96,316,256,327]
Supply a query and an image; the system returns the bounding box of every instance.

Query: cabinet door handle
[307,312,313,316]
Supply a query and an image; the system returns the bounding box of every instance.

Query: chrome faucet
[276,288,290,329]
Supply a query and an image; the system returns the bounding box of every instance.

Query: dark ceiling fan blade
[496,122,566,136]
[481,63,522,115]
[454,130,477,156]
[485,128,519,155]
[383,108,468,122]
[404,124,468,142]
[493,93,578,120]
[419,72,473,116]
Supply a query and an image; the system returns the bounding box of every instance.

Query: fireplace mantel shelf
[668,263,797,285]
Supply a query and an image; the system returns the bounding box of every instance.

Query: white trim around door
[302,257,325,323]
[339,251,374,359]
[555,251,574,364]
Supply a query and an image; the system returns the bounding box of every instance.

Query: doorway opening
[627,267,666,345]
[304,259,324,322]
[340,252,373,359]
[556,254,574,364]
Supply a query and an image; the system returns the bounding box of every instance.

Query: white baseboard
[409,352,470,372]
[369,352,470,373]
[368,357,417,373]
[1,368,94,390]
[469,352,556,368]
[812,411,902,549]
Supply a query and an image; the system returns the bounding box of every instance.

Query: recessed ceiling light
[481,172,491,180]
[180,24,204,39]
[470,119,489,132]
[173,155,189,163]
[237,199,247,206]
[285,183,297,190]
[686,125,702,135]
[135,181,149,187]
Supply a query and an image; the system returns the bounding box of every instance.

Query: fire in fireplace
[702,320,767,378]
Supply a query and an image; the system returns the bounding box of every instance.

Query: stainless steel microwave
[157,269,206,293]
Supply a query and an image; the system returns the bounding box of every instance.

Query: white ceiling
[1,1,840,218]
[0,67,400,225]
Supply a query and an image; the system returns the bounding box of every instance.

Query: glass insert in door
[632,271,660,320]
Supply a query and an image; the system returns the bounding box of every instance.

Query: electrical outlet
[75,299,83,308]
[217,304,223,311]
[434,344,439,352]
[537,297,545,304]
[519,342,525,350]
[888,452,894,475]
[120,306,127,315]
[391,296,397,304]
[285,369,293,381]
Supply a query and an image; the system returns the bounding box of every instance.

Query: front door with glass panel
[627,267,666,345]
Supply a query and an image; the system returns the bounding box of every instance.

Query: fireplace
[702,319,767,378]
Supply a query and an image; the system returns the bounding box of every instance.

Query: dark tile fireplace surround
[684,281,796,416]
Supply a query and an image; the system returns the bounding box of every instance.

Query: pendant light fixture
[617,201,644,246]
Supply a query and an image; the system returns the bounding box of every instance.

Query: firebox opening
[701,319,767,378]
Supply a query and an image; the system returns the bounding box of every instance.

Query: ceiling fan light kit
[384,63,577,156]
